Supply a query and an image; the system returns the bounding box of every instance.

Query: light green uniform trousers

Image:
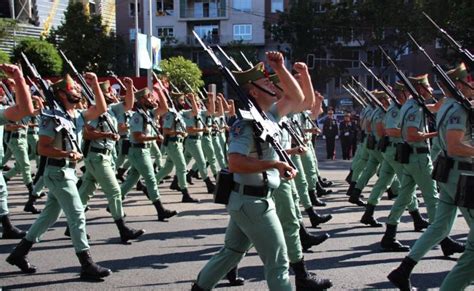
[0,172,9,216]
[192,134,218,177]
[273,179,303,264]
[291,154,312,209]
[79,152,124,220]
[387,152,438,225]
[5,134,32,184]
[366,146,417,209]
[115,139,130,170]
[290,180,303,221]
[406,166,474,291]
[300,140,318,191]
[156,140,187,189]
[218,132,227,163]
[120,147,160,202]
[184,137,208,179]
[355,148,383,190]
[196,191,291,290]
[212,134,227,169]
[27,131,39,164]
[150,140,162,170]
[350,139,370,182]
[26,165,89,252]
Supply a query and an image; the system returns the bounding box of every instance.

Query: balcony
[179,8,227,20]
[185,34,263,46]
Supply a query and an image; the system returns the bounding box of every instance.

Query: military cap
[51,74,74,92]
[446,63,468,82]
[393,81,406,91]
[409,74,430,87]
[135,87,150,100]
[170,91,184,100]
[232,62,266,86]
[373,90,388,100]
[99,80,111,94]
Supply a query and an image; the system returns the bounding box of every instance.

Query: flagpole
[134,0,139,77]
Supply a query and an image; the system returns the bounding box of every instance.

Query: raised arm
[293,62,315,112]
[122,77,135,111]
[83,72,107,121]
[0,64,34,120]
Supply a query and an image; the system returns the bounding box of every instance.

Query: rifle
[351,76,387,113]
[379,46,435,120]
[183,79,207,108]
[170,81,193,108]
[342,84,367,108]
[279,118,306,150]
[109,71,161,136]
[360,61,401,108]
[21,52,82,154]
[216,45,242,71]
[240,51,254,69]
[423,12,474,69]
[59,50,118,135]
[0,81,15,105]
[346,83,370,108]
[193,30,296,173]
[408,33,473,123]
[26,75,46,102]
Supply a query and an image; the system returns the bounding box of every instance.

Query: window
[366,75,375,91]
[233,0,251,12]
[233,24,252,41]
[129,2,140,17]
[194,24,220,44]
[157,27,174,38]
[156,0,174,16]
[271,0,284,13]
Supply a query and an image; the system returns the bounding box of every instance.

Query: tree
[159,56,204,93]
[0,50,10,78]
[0,19,19,41]
[47,2,130,75]
[12,38,62,76]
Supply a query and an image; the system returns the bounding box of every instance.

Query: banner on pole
[137,33,152,69]
[151,36,162,71]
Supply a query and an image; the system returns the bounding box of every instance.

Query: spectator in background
[339,112,356,160]
[322,108,338,159]
[351,113,361,157]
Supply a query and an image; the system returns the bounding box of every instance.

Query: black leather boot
[360,204,382,227]
[191,283,205,291]
[181,188,199,203]
[440,236,465,257]
[386,186,397,200]
[169,175,181,191]
[316,182,333,197]
[6,238,37,273]
[153,200,178,221]
[409,210,429,232]
[138,181,150,199]
[305,207,332,228]
[204,177,215,194]
[299,221,330,251]
[345,170,353,184]
[348,187,366,206]
[76,250,112,281]
[226,266,245,286]
[290,258,333,290]
[345,181,356,196]
[186,170,195,185]
[116,167,126,182]
[318,176,333,188]
[1,214,26,239]
[23,194,41,214]
[381,224,410,252]
[308,189,326,207]
[387,256,417,291]
[114,218,145,244]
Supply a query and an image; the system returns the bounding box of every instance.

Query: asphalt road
[0,142,472,290]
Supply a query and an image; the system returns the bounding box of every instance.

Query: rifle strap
[253,135,269,189]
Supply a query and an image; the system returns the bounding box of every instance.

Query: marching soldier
[119,86,179,219]
[6,72,111,280]
[379,74,463,255]
[0,64,35,239]
[388,63,474,291]
[77,79,145,243]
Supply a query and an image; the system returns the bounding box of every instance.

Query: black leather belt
[203,132,211,136]
[457,161,474,171]
[165,136,184,143]
[120,135,128,139]
[47,159,76,168]
[131,143,151,149]
[11,132,26,138]
[187,135,201,140]
[90,147,112,155]
[27,130,37,134]
[413,147,429,154]
[233,182,270,198]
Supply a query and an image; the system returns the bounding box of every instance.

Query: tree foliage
[0,50,10,78]
[12,38,62,76]
[0,19,19,41]
[159,56,204,93]
[266,0,474,85]
[47,2,130,75]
